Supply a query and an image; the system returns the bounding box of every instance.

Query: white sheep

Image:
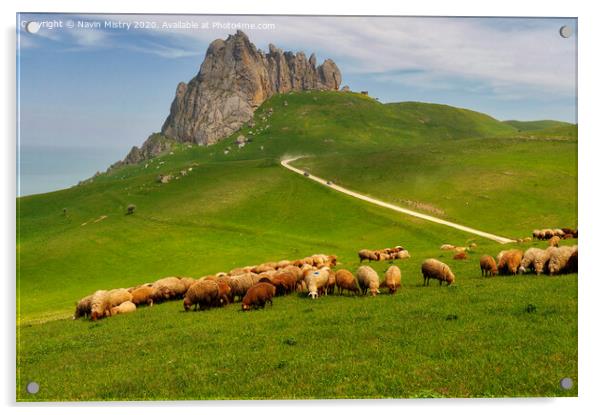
[356,265,380,296]
[305,268,330,299]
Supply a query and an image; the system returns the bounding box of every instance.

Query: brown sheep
[214,280,232,306]
[497,249,524,275]
[180,277,197,292]
[253,264,274,274]
[229,267,246,276]
[73,294,93,319]
[479,255,498,277]
[421,259,455,286]
[326,269,336,295]
[110,301,136,316]
[453,252,468,260]
[130,285,154,307]
[356,265,380,296]
[566,248,578,273]
[183,280,220,311]
[548,236,561,247]
[271,272,296,295]
[358,249,378,262]
[242,283,276,311]
[151,277,187,302]
[335,269,359,295]
[381,265,401,294]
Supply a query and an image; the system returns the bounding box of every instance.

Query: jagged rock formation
[161,30,341,145]
[108,30,342,171]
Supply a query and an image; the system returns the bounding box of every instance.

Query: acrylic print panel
[16,13,577,401]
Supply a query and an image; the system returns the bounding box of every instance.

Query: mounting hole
[559,25,573,38]
[26,381,40,394]
[560,377,573,390]
[25,21,40,34]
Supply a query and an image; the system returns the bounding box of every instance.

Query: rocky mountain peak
[160,30,342,146]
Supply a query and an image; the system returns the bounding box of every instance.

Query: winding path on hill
[281,157,514,244]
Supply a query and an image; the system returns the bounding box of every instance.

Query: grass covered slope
[17,90,578,400]
[19,270,576,400]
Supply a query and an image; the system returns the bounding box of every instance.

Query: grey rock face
[161,30,341,146]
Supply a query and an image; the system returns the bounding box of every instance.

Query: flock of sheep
[72,251,463,320]
[532,228,577,240]
[358,246,410,262]
[479,245,578,277]
[73,231,578,321]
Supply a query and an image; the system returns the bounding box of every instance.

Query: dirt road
[281,157,514,244]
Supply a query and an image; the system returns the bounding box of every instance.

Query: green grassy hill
[503,119,573,131]
[17,91,577,400]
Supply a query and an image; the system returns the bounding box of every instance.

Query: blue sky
[17,13,577,195]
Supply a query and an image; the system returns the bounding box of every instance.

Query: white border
[3,1,601,414]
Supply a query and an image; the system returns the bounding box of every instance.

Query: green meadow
[16,91,577,400]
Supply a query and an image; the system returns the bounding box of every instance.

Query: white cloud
[24,14,577,100]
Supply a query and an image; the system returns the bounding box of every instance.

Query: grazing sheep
[180,277,197,292]
[469,242,478,249]
[548,236,561,247]
[356,265,380,296]
[548,245,578,275]
[214,280,232,306]
[277,260,292,269]
[393,250,411,260]
[110,301,136,316]
[543,229,554,240]
[326,269,336,295]
[108,288,133,307]
[335,269,359,295]
[215,272,228,278]
[151,277,187,302]
[242,283,276,311]
[281,265,303,283]
[566,248,578,273]
[421,259,455,286]
[90,290,112,321]
[271,272,297,295]
[552,229,565,237]
[229,267,246,276]
[532,230,542,240]
[377,251,391,261]
[228,273,256,301]
[497,249,524,275]
[562,228,578,238]
[130,285,154,307]
[440,244,455,251]
[358,249,377,262]
[453,252,468,260]
[454,246,468,253]
[183,280,220,311]
[496,250,509,264]
[253,264,274,274]
[305,268,330,299]
[382,265,401,294]
[519,248,544,275]
[73,294,93,319]
[479,255,498,276]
